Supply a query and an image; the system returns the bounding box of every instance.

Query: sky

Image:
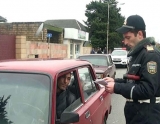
[0,0,160,42]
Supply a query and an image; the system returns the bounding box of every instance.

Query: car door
[77,66,109,124]
[72,68,93,124]
[56,69,93,124]
[107,55,115,78]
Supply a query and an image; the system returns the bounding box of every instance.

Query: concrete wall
[83,47,92,54]
[16,36,67,59]
[16,36,27,59]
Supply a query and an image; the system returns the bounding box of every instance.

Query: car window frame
[107,55,113,66]
[55,68,83,120]
[55,64,99,118]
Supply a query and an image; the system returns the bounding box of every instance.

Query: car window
[111,50,127,56]
[68,71,81,99]
[78,67,97,100]
[56,67,97,119]
[56,70,82,119]
[0,73,51,124]
[78,56,108,66]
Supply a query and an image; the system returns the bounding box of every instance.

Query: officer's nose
[122,40,128,46]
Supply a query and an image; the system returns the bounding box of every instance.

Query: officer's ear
[137,30,143,39]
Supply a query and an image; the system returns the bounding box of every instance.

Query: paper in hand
[94,79,108,86]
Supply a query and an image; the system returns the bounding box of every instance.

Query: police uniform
[114,37,160,124]
[115,14,160,124]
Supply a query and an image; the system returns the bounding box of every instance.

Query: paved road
[107,67,127,124]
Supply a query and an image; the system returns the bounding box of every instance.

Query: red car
[0,59,111,124]
[77,54,116,79]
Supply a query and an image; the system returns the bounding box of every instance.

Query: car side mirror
[58,111,79,124]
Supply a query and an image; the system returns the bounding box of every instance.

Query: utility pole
[106,0,124,54]
[107,2,109,54]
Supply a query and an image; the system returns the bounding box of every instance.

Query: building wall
[0,22,47,42]
[0,35,90,60]
[0,35,16,60]
[64,39,91,58]
[64,39,82,59]
[64,28,89,41]
[63,28,90,58]
[0,23,90,59]
[16,36,67,59]
[0,22,64,45]
[83,47,92,54]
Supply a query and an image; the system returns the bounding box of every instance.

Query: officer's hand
[103,77,114,82]
[105,82,115,94]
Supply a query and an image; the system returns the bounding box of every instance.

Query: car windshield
[79,56,108,66]
[0,73,51,124]
[111,50,127,56]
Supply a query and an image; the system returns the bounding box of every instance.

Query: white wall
[64,28,89,41]
[63,28,89,59]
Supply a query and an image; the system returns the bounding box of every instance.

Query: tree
[0,95,13,124]
[84,0,125,51]
[155,42,160,51]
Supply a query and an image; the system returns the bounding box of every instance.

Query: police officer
[104,15,160,124]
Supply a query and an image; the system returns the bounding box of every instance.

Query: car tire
[103,116,107,124]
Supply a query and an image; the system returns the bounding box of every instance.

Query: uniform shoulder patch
[146,45,154,51]
[147,61,157,74]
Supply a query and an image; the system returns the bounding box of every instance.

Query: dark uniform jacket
[56,89,76,119]
[113,37,160,124]
[114,37,160,100]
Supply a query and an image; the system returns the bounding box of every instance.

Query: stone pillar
[63,39,70,58]
[16,36,27,59]
[80,41,83,55]
[73,43,76,59]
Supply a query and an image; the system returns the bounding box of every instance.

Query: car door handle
[85,110,90,119]
[100,96,103,101]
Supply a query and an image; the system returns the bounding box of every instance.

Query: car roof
[0,59,91,74]
[78,54,110,57]
[112,49,127,51]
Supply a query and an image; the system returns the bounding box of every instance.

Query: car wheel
[103,116,107,124]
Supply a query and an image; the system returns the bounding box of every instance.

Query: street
[107,67,127,124]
